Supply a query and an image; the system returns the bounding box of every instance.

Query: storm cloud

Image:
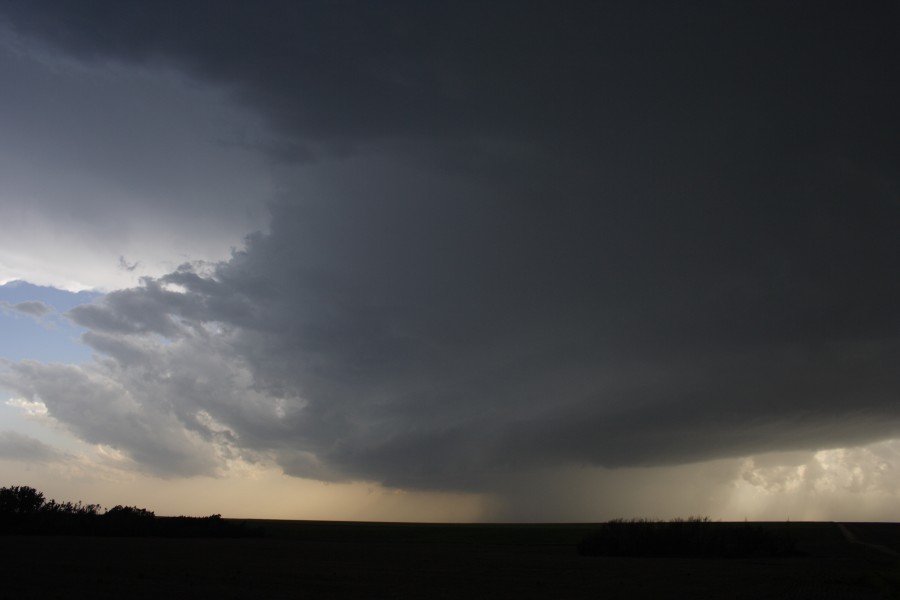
[0,2,898,494]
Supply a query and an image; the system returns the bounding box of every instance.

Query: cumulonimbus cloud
[4,167,896,489]
[0,1,898,491]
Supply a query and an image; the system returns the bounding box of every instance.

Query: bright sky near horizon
[1,2,899,522]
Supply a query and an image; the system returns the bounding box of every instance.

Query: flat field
[0,521,896,599]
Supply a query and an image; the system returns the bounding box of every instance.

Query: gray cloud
[2,300,52,317]
[0,2,898,494]
[42,157,900,490]
[1,359,224,477]
[0,430,65,462]
[5,2,897,162]
[0,20,272,290]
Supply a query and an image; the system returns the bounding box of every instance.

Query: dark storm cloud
[7,2,897,156]
[1,2,899,489]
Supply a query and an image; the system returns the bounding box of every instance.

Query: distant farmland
[2,520,899,598]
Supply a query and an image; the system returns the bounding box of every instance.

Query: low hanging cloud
[3,360,222,478]
[0,2,898,494]
[0,430,65,463]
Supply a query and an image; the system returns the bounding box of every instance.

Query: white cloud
[6,396,49,418]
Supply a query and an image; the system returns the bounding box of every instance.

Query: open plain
[2,521,900,599]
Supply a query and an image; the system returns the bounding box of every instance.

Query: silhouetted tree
[577,517,795,558]
[0,485,256,537]
[0,486,45,514]
[104,505,155,519]
[41,499,101,516]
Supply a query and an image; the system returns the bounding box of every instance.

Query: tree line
[577,517,796,558]
[0,485,258,537]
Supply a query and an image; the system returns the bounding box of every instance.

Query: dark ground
[844,524,900,556]
[0,521,896,599]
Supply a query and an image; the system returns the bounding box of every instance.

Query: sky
[0,1,898,522]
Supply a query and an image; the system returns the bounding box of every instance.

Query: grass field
[0,520,896,599]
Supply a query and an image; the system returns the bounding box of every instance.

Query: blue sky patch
[0,280,101,364]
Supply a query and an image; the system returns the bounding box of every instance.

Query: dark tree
[0,486,45,514]
[104,505,156,519]
[0,485,255,537]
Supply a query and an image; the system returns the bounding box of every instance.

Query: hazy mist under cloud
[0,2,898,506]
